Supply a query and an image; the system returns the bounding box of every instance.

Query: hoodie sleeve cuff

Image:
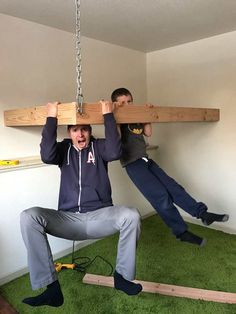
[103,112,115,122]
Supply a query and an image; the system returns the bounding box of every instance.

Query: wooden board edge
[83,273,236,304]
[0,295,18,314]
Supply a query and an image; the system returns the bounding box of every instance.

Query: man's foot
[177,231,206,247]
[22,280,64,307]
[114,270,142,295]
[200,212,229,226]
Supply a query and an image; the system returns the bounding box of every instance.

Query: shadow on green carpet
[1,215,236,314]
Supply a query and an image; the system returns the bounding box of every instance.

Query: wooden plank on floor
[0,295,18,314]
[83,273,236,304]
[4,103,219,126]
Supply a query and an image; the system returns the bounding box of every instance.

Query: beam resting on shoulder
[4,103,219,126]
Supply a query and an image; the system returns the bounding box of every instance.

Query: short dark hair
[67,124,92,133]
[111,88,133,102]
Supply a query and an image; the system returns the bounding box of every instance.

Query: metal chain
[75,0,83,114]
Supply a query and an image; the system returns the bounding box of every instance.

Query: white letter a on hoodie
[87,151,95,164]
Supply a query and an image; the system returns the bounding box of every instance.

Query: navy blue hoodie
[40,113,121,213]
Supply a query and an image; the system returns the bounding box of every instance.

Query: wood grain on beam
[4,103,77,126]
[77,103,219,124]
[83,273,236,304]
[4,103,219,126]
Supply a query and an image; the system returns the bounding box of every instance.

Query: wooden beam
[77,103,219,124]
[83,273,236,304]
[0,295,18,314]
[4,103,77,126]
[4,103,219,126]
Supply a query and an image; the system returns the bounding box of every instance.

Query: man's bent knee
[20,207,43,226]
[121,207,141,225]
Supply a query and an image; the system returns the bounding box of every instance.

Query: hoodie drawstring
[67,144,72,165]
[91,142,96,165]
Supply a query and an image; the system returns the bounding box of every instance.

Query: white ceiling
[1,0,236,52]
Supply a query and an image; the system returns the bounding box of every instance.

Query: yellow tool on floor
[0,160,19,166]
[54,263,76,272]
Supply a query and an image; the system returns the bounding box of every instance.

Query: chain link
[75,0,83,114]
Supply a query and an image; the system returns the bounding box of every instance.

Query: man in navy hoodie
[20,100,142,308]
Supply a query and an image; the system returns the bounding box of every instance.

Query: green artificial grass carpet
[1,215,236,314]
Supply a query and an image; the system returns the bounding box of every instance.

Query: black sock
[177,231,206,247]
[114,271,142,296]
[22,280,64,307]
[200,212,229,226]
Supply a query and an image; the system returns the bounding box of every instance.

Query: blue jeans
[125,158,207,236]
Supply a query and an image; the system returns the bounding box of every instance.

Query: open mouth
[78,139,86,143]
[77,139,86,145]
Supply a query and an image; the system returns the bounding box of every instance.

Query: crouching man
[20,100,142,307]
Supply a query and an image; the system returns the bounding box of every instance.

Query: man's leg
[85,205,142,295]
[20,206,88,306]
[21,205,142,301]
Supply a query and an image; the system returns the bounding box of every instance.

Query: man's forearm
[104,113,122,160]
[40,117,60,164]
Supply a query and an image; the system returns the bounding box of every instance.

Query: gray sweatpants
[20,206,141,290]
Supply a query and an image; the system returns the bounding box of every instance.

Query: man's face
[115,94,133,106]
[68,125,91,150]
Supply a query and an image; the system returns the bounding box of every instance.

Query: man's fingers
[46,101,60,117]
[100,100,114,114]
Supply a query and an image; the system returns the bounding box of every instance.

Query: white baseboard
[0,239,97,286]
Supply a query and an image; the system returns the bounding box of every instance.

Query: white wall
[0,14,149,285]
[147,31,236,233]
[2,12,235,286]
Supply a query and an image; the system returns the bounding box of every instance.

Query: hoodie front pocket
[81,186,102,208]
